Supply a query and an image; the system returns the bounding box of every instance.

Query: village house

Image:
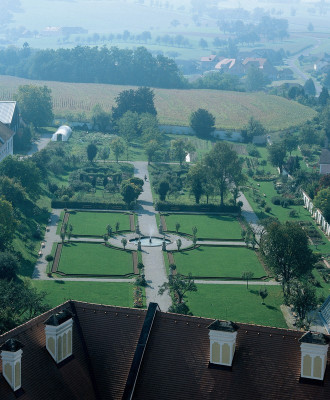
[0,301,329,399]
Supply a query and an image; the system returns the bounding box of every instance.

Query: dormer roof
[299,331,330,345]
[0,339,24,352]
[44,309,73,326]
[208,320,239,332]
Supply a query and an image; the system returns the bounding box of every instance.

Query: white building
[51,125,72,142]
[0,122,15,162]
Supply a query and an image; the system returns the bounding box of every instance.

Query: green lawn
[164,214,242,240]
[58,242,133,276]
[32,280,134,308]
[187,284,287,328]
[67,211,130,236]
[173,246,266,279]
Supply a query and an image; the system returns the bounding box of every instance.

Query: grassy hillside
[0,75,316,131]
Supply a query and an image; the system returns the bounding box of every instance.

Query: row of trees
[0,45,185,88]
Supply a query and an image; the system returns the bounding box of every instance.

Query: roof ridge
[69,301,101,399]
[0,301,72,341]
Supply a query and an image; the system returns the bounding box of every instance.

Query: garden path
[133,161,172,311]
[32,209,61,279]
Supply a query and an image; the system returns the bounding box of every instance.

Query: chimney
[299,331,329,381]
[44,309,73,364]
[0,339,24,392]
[207,320,239,367]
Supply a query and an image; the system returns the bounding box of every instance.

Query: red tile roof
[0,301,329,400]
[200,55,217,62]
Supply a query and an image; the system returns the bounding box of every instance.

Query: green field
[173,246,266,279]
[164,214,242,239]
[67,211,130,236]
[58,242,133,276]
[32,280,134,308]
[0,75,316,131]
[187,284,286,328]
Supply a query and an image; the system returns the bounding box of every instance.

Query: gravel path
[133,161,172,311]
[32,209,61,279]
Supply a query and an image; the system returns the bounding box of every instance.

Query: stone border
[129,214,135,231]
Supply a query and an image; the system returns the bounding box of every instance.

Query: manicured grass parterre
[173,246,266,279]
[67,211,131,236]
[164,214,242,240]
[187,284,286,328]
[58,242,133,276]
[32,281,134,308]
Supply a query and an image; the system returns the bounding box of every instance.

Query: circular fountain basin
[129,236,171,247]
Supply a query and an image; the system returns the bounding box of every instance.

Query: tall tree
[204,142,244,206]
[91,104,111,132]
[260,221,316,302]
[242,117,266,143]
[112,87,157,121]
[171,139,195,166]
[120,180,143,206]
[246,65,265,91]
[15,85,53,128]
[0,279,48,334]
[87,143,98,163]
[289,280,317,327]
[144,140,162,164]
[319,86,329,106]
[304,78,316,96]
[111,137,125,162]
[0,251,19,280]
[268,142,286,173]
[0,156,41,199]
[187,162,205,204]
[190,108,215,138]
[158,273,197,305]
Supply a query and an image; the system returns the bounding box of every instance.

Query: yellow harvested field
[0,75,316,131]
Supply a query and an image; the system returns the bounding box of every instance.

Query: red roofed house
[214,58,243,75]
[200,55,219,71]
[0,301,329,399]
[242,58,277,79]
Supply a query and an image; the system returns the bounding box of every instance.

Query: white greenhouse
[51,125,72,142]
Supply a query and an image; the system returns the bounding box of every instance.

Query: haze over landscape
[0,1,330,398]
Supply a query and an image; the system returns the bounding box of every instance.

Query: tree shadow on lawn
[54,280,65,284]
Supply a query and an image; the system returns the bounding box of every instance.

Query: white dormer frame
[300,342,329,380]
[1,348,23,392]
[45,318,73,364]
[209,329,238,366]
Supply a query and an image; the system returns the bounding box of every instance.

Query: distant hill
[0,75,317,131]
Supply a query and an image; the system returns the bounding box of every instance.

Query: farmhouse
[0,301,329,399]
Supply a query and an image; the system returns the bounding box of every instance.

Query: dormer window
[0,339,24,392]
[44,309,73,364]
[299,331,329,381]
[207,320,239,367]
